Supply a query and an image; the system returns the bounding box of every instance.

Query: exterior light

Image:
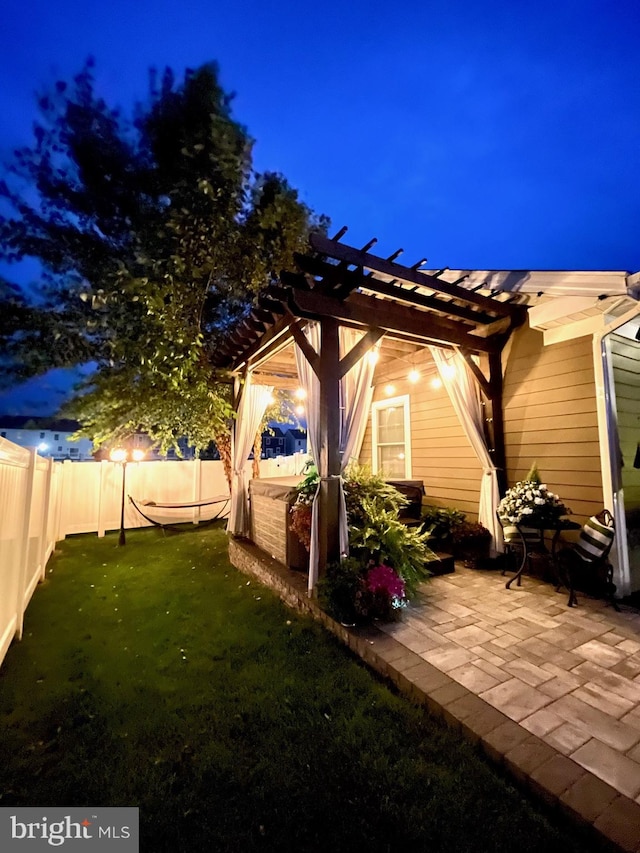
[294,387,307,400]
[38,442,48,452]
[108,447,144,545]
[384,384,396,396]
[408,369,420,383]
[294,404,305,416]
[430,377,443,390]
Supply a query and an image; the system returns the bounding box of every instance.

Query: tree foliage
[0,59,327,453]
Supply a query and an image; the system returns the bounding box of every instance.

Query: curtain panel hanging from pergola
[337,326,378,553]
[294,323,322,590]
[429,346,503,552]
[228,377,274,538]
[294,323,378,591]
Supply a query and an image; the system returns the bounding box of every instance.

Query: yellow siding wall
[502,325,603,520]
[359,351,483,518]
[359,326,605,523]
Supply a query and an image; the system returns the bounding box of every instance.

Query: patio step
[426,551,455,575]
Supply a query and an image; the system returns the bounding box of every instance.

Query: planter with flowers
[318,558,409,625]
[497,463,569,530]
[291,463,435,624]
[497,464,571,576]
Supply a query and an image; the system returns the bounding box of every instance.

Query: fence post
[50,462,64,544]
[97,460,109,537]
[39,456,54,581]
[55,460,71,541]
[15,448,37,640]
[193,458,202,524]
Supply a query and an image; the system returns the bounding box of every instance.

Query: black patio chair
[556,509,618,609]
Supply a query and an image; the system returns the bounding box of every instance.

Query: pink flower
[366,564,406,600]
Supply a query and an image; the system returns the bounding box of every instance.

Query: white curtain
[338,328,378,555]
[228,377,274,537]
[294,323,322,591]
[429,347,502,552]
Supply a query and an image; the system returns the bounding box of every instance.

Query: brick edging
[228,537,640,853]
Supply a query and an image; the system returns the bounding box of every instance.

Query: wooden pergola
[215,229,528,572]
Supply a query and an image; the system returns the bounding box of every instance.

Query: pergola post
[317,317,342,572]
[487,350,508,495]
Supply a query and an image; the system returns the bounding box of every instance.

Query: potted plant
[420,505,466,552]
[318,558,408,625]
[497,463,569,529]
[292,463,435,622]
[450,520,492,566]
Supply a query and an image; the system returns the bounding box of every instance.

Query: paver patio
[382,567,640,799]
[374,564,640,851]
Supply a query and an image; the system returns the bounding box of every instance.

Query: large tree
[0,59,327,464]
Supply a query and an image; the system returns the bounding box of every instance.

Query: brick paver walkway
[381,566,640,805]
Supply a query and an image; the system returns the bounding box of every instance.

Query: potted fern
[292,463,435,622]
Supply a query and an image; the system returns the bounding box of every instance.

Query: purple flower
[367,564,406,599]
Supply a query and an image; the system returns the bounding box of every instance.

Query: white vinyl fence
[0,436,308,668]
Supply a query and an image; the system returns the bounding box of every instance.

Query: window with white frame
[371,395,411,479]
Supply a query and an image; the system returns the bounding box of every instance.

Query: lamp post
[109,447,145,545]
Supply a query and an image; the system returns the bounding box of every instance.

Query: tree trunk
[252,431,261,479]
[215,430,232,493]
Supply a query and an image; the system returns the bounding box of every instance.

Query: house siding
[359,351,483,518]
[359,326,605,524]
[502,325,603,520]
[610,333,640,511]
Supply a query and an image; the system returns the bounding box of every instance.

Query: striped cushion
[574,516,614,563]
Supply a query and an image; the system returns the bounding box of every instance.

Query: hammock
[128,494,230,530]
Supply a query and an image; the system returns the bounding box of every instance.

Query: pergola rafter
[214,230,527,371]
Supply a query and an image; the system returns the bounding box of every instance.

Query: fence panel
[0,438,30,664]
[20,454,49,618]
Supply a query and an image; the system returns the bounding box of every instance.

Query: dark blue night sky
[1,0,639,414]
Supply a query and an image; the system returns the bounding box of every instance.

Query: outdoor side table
[505,518,581,594]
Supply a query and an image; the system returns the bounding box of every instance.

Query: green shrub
[420,505,467,544]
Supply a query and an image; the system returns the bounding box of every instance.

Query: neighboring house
[262,427,287,458]
[216,233,640,597]
[132,433,197,461]
[0,416,94,461]
[284,428,307,456]
[0,418,200,462]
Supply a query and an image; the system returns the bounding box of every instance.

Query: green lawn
[0,524,600,852]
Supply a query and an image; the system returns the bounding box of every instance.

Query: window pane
[378,445,406,478]
[377,406,405,444]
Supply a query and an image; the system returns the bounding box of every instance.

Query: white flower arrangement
[498,480,568,527]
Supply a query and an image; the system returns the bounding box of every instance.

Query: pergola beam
[338,327,384,378]
[280,277,500,354]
